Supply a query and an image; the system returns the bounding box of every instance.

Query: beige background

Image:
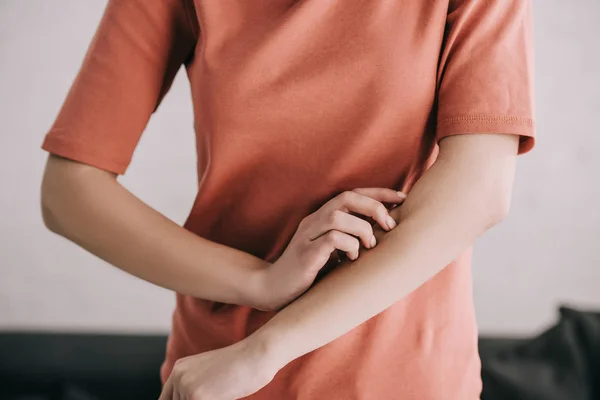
[0,0,598,335]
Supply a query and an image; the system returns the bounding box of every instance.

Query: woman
[40,0,535,399]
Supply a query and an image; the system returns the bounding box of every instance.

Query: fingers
[326,189,405,231]
[351,187,407,206]
[158,376,173,400]
[172,387,181,400]
[308,209,376,249]
[297,187,405,269]
[311,229,360,261]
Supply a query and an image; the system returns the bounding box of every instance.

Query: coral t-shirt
[41,0,535,398]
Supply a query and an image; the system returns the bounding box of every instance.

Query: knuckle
[328,209,343,225]
[325,230,339,246]
[172,361,184,376]
[298,216,309,229]
[340,190,354,203]
[172,359,190,383]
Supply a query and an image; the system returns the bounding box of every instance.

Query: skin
[158,132,520,400]
[41,156,402,312]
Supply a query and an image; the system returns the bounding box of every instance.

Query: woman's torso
[162,1,482,398]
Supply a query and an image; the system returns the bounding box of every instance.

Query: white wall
[0,0,598,335]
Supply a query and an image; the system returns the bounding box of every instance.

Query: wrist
[243,326,292,371]
[240,264,273,311]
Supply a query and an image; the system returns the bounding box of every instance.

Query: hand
[372,202,402,242]
[256,188,405,311]
[159,337,278,400]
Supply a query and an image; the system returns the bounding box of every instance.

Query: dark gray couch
[1,306,598,400]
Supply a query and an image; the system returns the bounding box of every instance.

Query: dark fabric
[480,306,600,400]
[1,306,599,400]
[0,333,166,400]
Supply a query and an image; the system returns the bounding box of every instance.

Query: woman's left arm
[160,132,520,399]
[252,132,518,363]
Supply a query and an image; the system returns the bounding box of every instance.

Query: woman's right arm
[41,154,270,307]
[41,154,402,309]
[39,1,271,307]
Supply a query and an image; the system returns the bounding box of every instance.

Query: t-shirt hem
[437,114,535,155]
[41,135,130,175]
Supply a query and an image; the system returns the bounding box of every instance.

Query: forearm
[41,155,267,307]
[251,134,518,366]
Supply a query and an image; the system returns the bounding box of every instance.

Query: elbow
[41,200,61,235]
[40,155,116,236]
[481,188,512,231]
[40,155,72,235]
[40,176,63,235]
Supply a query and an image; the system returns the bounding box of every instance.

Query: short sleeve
[41,0,198,174]
[436,0,535,154]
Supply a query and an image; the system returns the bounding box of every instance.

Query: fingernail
[386,215,397,229]
[397,191,407,198]
[370,235,377,248]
